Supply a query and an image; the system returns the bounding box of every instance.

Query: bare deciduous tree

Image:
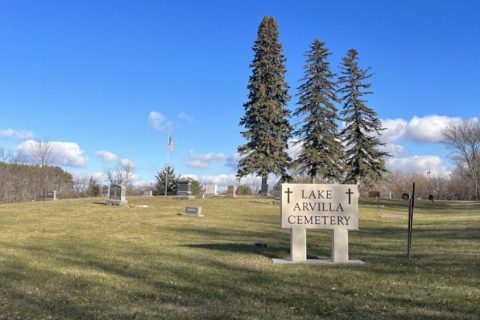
[105,160,135,187]
[442,119,480,200]
[32,139,53,167]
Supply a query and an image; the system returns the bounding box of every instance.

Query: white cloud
[288,139,302,161]
[381,119,408,142]
[380,115,464,143]
[187,151,226,168]
[95,151,117,162]
[405,115,462,143]
[148,111,172,132]
[227,140,299,172]
[178,112,194,122]
[16,140,88,168]
[226,152,242,171]
[92,171,108,183]
[1,128,34,140]
[387,155,449,177]
[120,158,135,168]
[381,143,405,157]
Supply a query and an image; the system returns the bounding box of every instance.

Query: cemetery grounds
[0,196,478,319]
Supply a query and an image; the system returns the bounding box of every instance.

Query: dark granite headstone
[101,185,110,196]
[45,190,57,201]
[261,183,269,196]
[106,184,128,206]
[175,180,194,200]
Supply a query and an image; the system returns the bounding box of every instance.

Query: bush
[237,184,253,195]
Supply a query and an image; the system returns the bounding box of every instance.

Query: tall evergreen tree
[237,17,292,186]
[338,49,389,186]
[293,39,344,183]
[155,165,178,196]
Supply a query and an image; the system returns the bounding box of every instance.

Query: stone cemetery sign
[106,184,128,206]
[277,183,363,264]
[205,184,218,196]
[176,180,195,200]
[45,190,57,201]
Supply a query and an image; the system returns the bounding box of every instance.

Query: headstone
[226,185,236,198]
[175,180,195,200]
[184,206,203,217]
[101,185,110,197]
[272,185,281,205]
[106,184,128,206]
[143,190,153,197]
[45,190,57,201]
[261,183,269,196]
[205,184,218,196]
[368,191,381,198]
[273,183,364,265]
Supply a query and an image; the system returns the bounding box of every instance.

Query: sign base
[272,258,365,265]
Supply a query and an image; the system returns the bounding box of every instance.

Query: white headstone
[276,183,364,264]
[205,184,218,196]
[226,185,236,198]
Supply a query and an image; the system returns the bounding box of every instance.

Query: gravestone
[273,183,364,265]
[175,180,195,200]
[101,185,110,197]
[184,206,203,217]
[143,190,153,197]
[368,191,380,198]
[45,190,57,201]
[226,185,236,198]
[382,191,392,199]
[261,183,269,196]
[205,184,218,196]
[272,185,281,205]
[106,184,128,206]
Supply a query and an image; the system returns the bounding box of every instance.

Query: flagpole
[165,132,173,197]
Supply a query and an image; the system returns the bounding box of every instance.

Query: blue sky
[1,0,479,187]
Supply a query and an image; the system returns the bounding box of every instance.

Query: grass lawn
[0,196,479,319]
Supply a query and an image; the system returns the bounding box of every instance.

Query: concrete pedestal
[332,228,349,263]
[290,228,307,262]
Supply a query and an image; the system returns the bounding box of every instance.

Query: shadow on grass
[182,243,288,259]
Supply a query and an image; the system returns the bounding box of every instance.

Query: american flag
[167,134,174,153]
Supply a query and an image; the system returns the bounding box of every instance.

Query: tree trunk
[261,174,268,195]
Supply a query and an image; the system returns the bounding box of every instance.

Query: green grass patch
[0,196,479,319]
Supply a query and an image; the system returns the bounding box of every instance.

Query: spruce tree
[338,49,388,186]
[293,39,344,183]
[155,165,178,195]
[237,17,292,186]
